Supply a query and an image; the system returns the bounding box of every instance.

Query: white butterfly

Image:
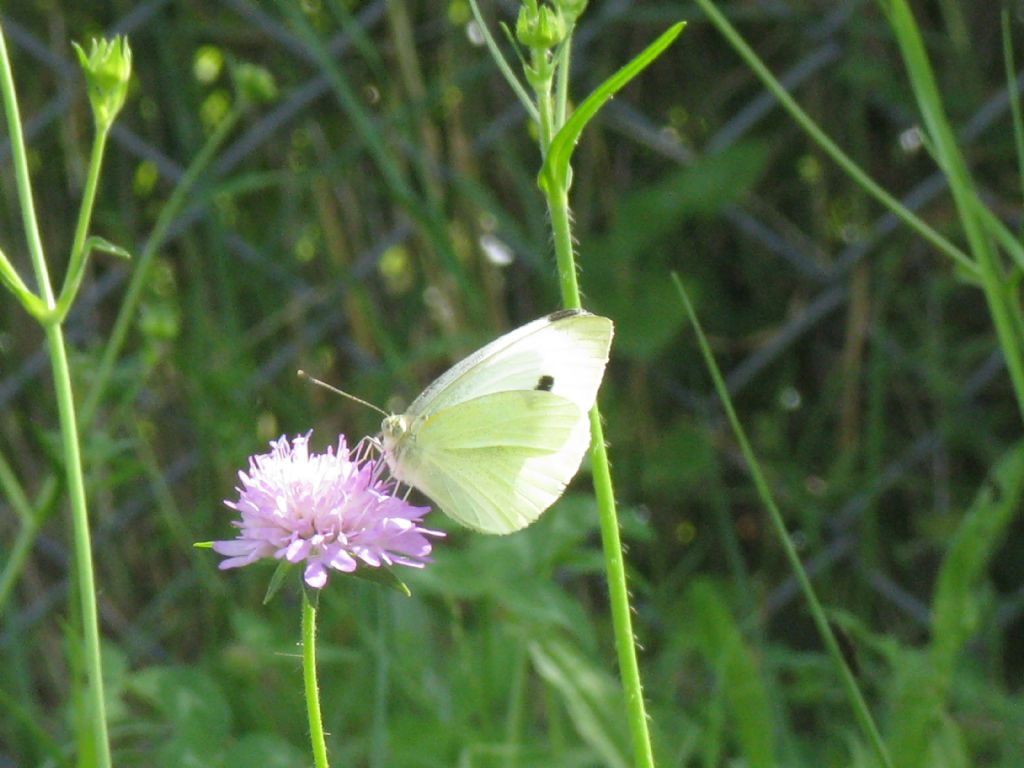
[380,309,614,534]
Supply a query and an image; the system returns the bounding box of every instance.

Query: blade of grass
[884,0,1024,423]
[672,272,893,768]
[1001,9,1024,212]
[692,0,978,280]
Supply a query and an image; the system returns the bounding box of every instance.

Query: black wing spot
[536,374,555,392]
[547,308,583,322]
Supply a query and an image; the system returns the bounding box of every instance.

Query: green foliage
[586,142,769,360]
[888,442,1024,768]
[686,578,777,768]
[2,2,1024,767]
[530,636,631,768]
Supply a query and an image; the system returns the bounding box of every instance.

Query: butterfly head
[381,413,409,441]
[380,413,412,480]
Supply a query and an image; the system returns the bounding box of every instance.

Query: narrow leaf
[540,22,685,192]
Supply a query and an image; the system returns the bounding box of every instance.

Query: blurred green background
[1,1,1022,765]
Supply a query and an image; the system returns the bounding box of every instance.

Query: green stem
[0,22,54,306]
[55,124,110,321]
[534,52,555,153]
[545,176,654,768]
[553,32,572,131]
[0,21,111,767]
[303,591,331,768]
[0,243,46,318]
[672,273,893,768]
[589,408,655,768]
[1001,9,1024,211]
[545,184,581,307]
[467,0,540,124]
[45,322,113,768]
[692,0,978,279]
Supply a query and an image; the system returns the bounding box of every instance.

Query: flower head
[213,432,440,589]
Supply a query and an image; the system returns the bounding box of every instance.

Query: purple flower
[213,432,440,589]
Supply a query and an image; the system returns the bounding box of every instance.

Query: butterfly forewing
[405,310,612,419]
[416,390,580,450]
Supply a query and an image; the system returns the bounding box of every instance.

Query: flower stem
[303,591,331,768]
[0,23,52,305]
[0,22,112,768]
[46,322,113,768]
[544,175,654,768]
[55,124,110,321]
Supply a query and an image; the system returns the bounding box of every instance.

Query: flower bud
[516,0,566,51]
[73,36,132,129]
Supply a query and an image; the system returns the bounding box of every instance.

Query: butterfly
[380,309,613,534]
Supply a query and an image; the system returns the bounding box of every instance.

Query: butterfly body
[380,309,613,534]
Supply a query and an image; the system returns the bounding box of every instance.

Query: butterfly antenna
[297,370,389,417]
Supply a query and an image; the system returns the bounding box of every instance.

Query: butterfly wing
[383,310,613,533]
[397,390,591,533]
[404,309,613,419]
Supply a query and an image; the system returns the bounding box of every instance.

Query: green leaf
[529,635,631,768]
[349,564,412,596]
[888,441,1024,768]
[85,235,132,260]
[540,22,685,193]
[931,440,1024,674]
[263,560,295,605]
[686,578,777,768]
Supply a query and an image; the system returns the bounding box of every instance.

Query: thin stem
[467,0,540,124]
[1001,9,1024,212]
[553,32,572,131]
[55,124,110,321]
[303,591,331,768]
[0,22,54,306]
[0,22,111,767]
[692,0,978,279]
[544,186,581,308]
[45,322,113,768]
[672,273,893,768]
[544,170,654,768]
[0,243,46,318]
[534,51,555,153]
[589,408,655,768]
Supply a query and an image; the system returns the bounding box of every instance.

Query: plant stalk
[303,591,331,768]
[545,176,654,767]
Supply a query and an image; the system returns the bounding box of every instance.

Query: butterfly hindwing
[403,391,591,533]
